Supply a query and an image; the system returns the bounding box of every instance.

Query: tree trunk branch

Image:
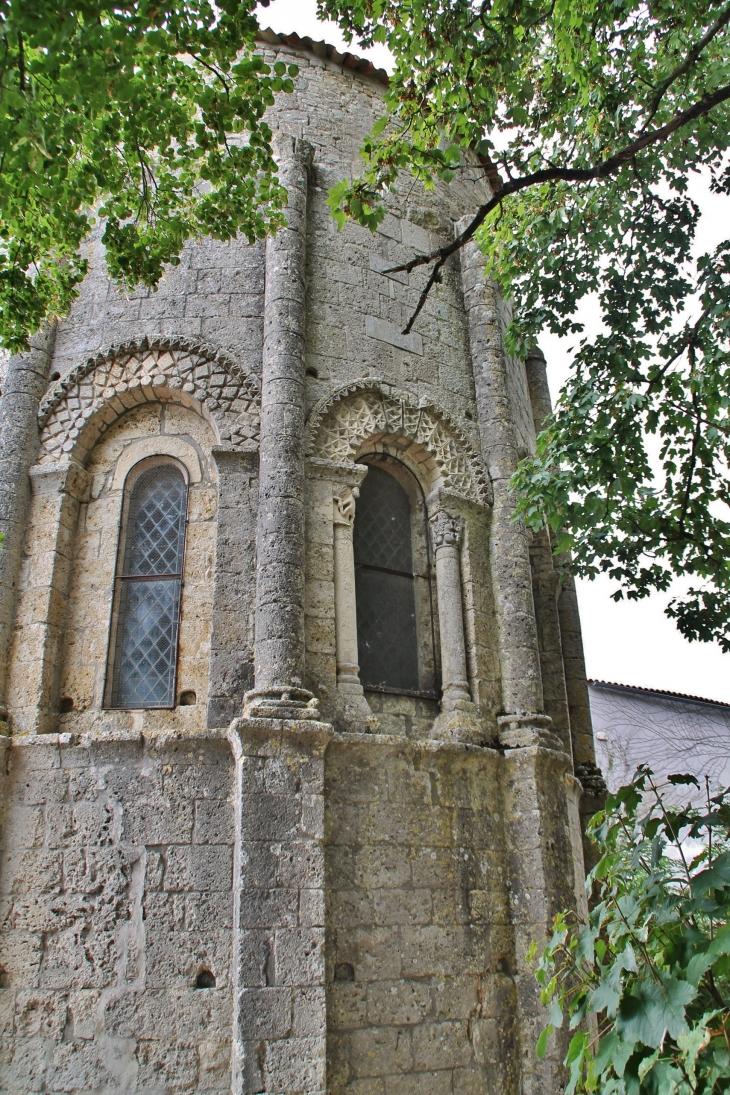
[385,81,730,334]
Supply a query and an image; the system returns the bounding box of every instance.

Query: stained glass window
[107,462,188,709]
[354,462,420,692]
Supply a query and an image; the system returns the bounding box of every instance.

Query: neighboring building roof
[589,679,730,712]
[589,679,730,795]
[257,27,390,87]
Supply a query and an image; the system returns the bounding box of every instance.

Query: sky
[257,0,730,704]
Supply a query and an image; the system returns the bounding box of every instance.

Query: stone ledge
[331,731,500,757]
[9,726,231,748]
[228,716,334,758]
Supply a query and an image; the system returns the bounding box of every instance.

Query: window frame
[103,455,190,711]
[354,453,440,700]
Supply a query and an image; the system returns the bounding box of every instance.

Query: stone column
[246,137,317,721]
[0,324,56,723]
[525,347,606,843]
[429,509,481,743]
[332,475,378,733]
[459,230,583,1094]
[228,716,332,1095]
[333,486,360,694]
[457,225,545,731]
[5,459,90,735]
[524,347,596,767]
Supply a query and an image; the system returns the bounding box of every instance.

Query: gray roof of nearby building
[589,679,730,712]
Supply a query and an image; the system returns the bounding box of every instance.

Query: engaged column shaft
[0,324,56,718]
[248,137,316,718]
[430,511,472,709]
[458,226,545,729]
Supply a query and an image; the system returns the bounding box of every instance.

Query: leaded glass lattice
[108,463,187,708]
[354,463,420,692]
[122,466,186,575]
[354,464,413,572]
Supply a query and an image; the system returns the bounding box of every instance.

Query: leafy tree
[532,768,730,1094]
[320,0,730,651]
[0,0,296,352]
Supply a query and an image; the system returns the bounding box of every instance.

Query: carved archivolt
[307,379,491,505]
[37,336,260,463]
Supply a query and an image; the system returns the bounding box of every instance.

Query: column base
[432,698,485,745]
[243,685,320,721]
[336,685,380,734]
[498,712,564,751]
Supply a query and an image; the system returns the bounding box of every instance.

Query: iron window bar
[116,573,183,581]
[363,683,439,701]
[355,562,431,582]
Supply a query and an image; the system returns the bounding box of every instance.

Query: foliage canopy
[533,768,730,1094]
[320,0,730,651]
[0,0,295,353]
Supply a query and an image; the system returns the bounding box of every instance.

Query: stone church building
[0,31,605,1095]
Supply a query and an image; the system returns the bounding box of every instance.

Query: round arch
[37,336,260,466]
[306,377,491,506]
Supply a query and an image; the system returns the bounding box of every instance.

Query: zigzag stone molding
[37,337,261,463]
[306,378,492,505]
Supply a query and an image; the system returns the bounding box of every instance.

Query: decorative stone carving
[307,379,491,506]
[497,712,562,750]
[37,336,261,463]
[333,485,358,526]
[430,510,464,551]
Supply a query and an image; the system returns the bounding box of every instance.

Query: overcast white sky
[258,0,730,703]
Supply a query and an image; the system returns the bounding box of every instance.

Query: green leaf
[594,1032,637,1078]
[536,1023,553,1058]
[692,852,730,898]
[615,976,696,1049]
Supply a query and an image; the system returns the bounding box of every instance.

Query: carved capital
[333,486,358,527]
[430,510,464,550]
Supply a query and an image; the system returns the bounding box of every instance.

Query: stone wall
[0,731,235,1094]
[325,737,519,1095]
[0,36,599,1095]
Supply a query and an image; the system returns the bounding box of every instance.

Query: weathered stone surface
[0,731,234,1093]
[0,35,599,1095]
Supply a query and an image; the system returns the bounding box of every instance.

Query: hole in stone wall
[305,366,319,378]
[179,690,197,706]
[196,969,216,989]
[334,962,355,982]
[58,697,74,713]
[0,968,8,988]
[465,409,473,420]
[50,371,61,381]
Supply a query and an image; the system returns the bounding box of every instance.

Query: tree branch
[16,30,24,91]
[384,81,730,334]
[641,1,730,131]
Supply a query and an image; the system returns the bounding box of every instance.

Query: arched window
[106,460,188,709]
[354,456,437,696]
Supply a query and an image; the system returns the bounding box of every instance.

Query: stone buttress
[0,31,604,1095]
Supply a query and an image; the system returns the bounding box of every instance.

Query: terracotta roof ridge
[588,679,730,710]
[257,27,390,87]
